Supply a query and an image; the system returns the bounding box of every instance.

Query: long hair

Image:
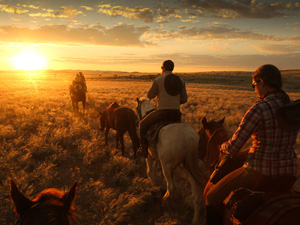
[252,64,290,103]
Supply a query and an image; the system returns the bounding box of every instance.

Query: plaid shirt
[221,91,298,176]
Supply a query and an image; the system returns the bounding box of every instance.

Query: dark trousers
[138,109,181,155]
[203,166,296,225]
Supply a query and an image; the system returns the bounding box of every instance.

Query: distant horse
[99,102,140,158]
[69,83,86,113]
[10,180,77,225]
[136,97,207,225]
[199,116,300,225]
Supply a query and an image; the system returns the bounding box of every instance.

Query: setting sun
[11,50,46,70]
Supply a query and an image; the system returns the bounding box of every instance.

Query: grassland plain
[0,70,299,225]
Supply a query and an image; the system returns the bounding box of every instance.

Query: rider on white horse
[138,60,188,158]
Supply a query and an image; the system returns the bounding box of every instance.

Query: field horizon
[1,70,299,225]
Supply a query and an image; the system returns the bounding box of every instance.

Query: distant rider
[73,72,87,92]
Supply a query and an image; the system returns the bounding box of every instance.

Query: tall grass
[0,70,299,225]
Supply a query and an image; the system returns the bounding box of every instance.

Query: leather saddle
[146,112,181,150]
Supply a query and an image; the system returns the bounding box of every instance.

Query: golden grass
[0,70,299,225]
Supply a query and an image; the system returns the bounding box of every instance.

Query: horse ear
[218,117,225,124]
[201,117,207,128]
[10,180,34,216]
[136,97,140,103]
[62,181,77,209]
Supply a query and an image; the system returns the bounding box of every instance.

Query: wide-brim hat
[164,74,183,96]
[276,100,300,132]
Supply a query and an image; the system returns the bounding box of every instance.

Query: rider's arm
[220,104,262,155]
[180,82,188,104]
[147,80,158,100]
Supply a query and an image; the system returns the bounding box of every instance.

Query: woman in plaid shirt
[204,64,298,225]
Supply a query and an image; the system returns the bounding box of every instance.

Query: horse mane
[108,101,120,109]
[31,188,76,224]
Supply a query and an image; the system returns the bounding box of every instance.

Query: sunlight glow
[11,50,46,70]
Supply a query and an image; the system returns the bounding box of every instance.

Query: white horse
[136,97,207,225]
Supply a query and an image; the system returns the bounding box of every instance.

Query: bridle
[198,127,228,168]
[16,203,41,225]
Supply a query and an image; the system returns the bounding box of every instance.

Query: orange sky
[0,0,300,72]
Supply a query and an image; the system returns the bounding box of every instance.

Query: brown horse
[199,116,300,225]
[10,180,77,225]
[99,102,140,158]
[69,83,86,113]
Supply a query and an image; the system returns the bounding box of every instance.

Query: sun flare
[12,50,46,70]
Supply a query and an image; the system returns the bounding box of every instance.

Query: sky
[0,0,299,72]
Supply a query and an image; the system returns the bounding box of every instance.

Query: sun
[12,50,46,70]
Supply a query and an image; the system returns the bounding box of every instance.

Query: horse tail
[127,110,140,147]
[184,136,207,190]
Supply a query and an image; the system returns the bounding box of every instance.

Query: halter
[16,203,41,225]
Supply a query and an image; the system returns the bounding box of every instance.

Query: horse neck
[141,101,155,118]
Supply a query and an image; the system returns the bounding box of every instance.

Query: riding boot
[205,205,223,225]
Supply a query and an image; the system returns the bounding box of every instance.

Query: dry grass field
[0,69,299,225]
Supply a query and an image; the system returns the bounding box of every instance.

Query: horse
[99,101,140,158]
[10,180,77,225]
[69,83,86,114]
[199,116,300,225]
[136,97,207,225]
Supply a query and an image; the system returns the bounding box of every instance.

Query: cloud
[157,24,282,41]
[254,44,300,54]
[180,0,300,19]
[0,4,28,14]
[0,23,152,46]
[97,4,155,23]
[80,6,93,11]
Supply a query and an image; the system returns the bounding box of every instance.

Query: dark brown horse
[69,83,86,113]
[199,116,300,225]
[99,102,140,158]
[10,180,77,225]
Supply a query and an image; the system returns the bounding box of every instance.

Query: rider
[137,60,188,158]
[73,72,87,92]
[203,64,298,225]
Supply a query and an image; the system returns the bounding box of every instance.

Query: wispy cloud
[180,0,300,18]
[0,4,28,14]
[0,23,152,46]
[97,4,155,23]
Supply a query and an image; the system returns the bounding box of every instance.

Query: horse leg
[160,162,175,200]
[82,100,86,114]
[146,156,157,186]
[128,130,139,159]
[189,174,202,225]
[105,128,109,145]
[117,131,125,156]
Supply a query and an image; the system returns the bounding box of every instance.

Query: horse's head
[99,111,105,132]
[199,117,228,169]
[10,180,77,225]
[136,97,155,120]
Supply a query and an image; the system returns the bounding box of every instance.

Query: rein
[199,127,228,168]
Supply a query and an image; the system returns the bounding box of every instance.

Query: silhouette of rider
[138,60,188,158]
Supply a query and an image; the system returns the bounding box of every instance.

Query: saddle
[146,111,181,150]
[224,175,297,223]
